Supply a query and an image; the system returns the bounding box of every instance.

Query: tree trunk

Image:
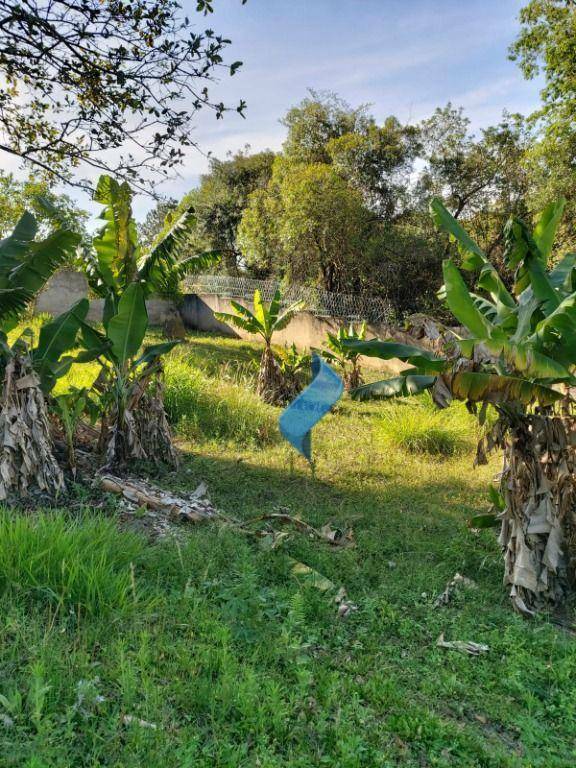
[256,345,287,405]
[105,374,178,470]
[343,362,363,392]
[0,355,65,501]
[498,413,576,616]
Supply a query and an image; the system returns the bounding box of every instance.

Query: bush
[163,357,278,446]
[378,398,473,457]
[0,512,145,614]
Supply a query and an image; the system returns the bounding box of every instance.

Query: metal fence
[183,274,395,324]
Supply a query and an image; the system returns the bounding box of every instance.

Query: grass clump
[378,397,473,457]
[163,355,278,446]
[0,511,145,615]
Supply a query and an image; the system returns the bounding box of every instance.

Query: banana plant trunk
[499,413,576,616]
[257,344,287,405]
[0,355,65,500]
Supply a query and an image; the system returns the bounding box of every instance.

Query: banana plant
[214,288,305,404]
[0,213,90,499]
[344,197,576,616]
[319,322,366,391]
[78,175,219,467]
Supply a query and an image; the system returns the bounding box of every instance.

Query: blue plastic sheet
[279,354,344,462]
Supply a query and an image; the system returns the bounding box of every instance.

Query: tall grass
[0,511,145,615]
[163,356,278,446]
[378,396,474,457]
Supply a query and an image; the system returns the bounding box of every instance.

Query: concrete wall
[34,272,409,373]
[181,293,408,372]
[35,269,176,325]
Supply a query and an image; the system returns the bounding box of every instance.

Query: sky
[10,0,544,221]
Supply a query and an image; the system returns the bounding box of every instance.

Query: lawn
[1,332,575,767]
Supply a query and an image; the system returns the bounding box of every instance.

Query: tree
[327,117,420,220]
[0,213,85,499]
[510,0,576,249]
[81,175,219,468]
[215,288,304,404]
[345,197,576,616]
[282,92,419,220]
[168,149,275,274]
[0,173,89,240]
[238,158,373,292]
[281,90,372,164]
[0,0,247,192]
[138,198,178,253]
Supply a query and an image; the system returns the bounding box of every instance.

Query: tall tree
[416,105,531,260]
[159,149,275,273]
[238,157,373,292]
[281,90,373,164]
[510,0,576,248]
[0,172,88,239]
[0,0,247,192]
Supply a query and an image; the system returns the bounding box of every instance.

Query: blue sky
[54,0,545,218]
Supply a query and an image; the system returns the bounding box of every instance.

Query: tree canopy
[0,0,247,192]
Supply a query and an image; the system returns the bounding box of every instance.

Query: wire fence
[183,274,395,324]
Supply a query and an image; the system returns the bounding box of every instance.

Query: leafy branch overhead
[0,0,247,191]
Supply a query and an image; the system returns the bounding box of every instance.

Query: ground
[0,332,575,767]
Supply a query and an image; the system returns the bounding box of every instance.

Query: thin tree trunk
[499,414,576,616]
[257,344,287,405]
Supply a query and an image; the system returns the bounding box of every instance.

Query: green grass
[378,395,475,457]
[1,330,575,767]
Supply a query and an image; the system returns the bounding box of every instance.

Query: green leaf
[132,340,181,369]
[33,300,88,366]
[32,300,89,390]
[107,283,148,367]
[93,175,138,291]
[214,310,259,335]
[342,339,446,373]
[7,229,80,295]
[431,198,515,310]
[448,371,563,406]
[442,260,493,338]
[351,375,436,401]
[533,199,566,262]
[430,198,485,267]
[274,300,305,332]
[253,289,268,333]
[0,288,33,324]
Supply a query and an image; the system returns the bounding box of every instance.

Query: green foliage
[215,288,304,346]
[378,398,473,456]
[346,198,575,411]
[0,212,84,390]
[0,172,89,241]
[0,511,144,614]
[163,355,278,446]
[0,345,574,764]
[239,158,373,292]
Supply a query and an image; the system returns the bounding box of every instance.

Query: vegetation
[0,212,86,499]
[345,197,576,616]
[79,174,218,468]
[215,288,304,404]
[1,333,575,766]
[319,322,367,391]
[0,0,247,191]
